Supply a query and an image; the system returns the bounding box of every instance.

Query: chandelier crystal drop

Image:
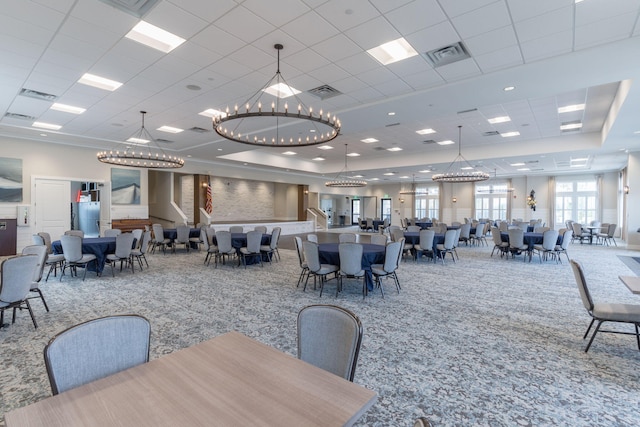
[212,44,341,147]
[97,111,184,169]
[325,144,367,188]
[431,125,489,183]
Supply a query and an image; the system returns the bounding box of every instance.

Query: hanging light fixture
[400,174,428,195]
[432,125,489,183]
[97,111,184,168]
[212,44,341,147]
[325,144,366,188]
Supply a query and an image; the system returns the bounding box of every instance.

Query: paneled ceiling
[1,0,639,185]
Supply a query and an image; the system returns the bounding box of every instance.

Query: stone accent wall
[181,175,194,224]
[210,176,274,221]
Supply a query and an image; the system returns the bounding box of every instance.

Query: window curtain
[506,178,513,221]
[596,174,603,221]
[472,182,477,219]
[548,176,556,229]
[438,182,444,222]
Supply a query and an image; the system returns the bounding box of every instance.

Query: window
[415,186,439,219]
[351,199,361,225]
[475,184,508,220]
[381,198,391,222]
[555,179,597,225]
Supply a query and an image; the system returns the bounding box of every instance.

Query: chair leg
[34,289,49,312]
[636,324,640,351]
[25,299,38,329]
[584,320,603,352]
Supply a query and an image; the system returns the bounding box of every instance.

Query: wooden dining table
[619,275,640,294]
[5,331,377,427]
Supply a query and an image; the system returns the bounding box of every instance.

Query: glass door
[351,199,361,225]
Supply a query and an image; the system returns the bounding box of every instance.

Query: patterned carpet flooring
[2,237,640,426]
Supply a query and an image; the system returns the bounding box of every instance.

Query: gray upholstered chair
[370,234,387,246]
[414,417,434,427]
[59,235,97,281]
[307,234,318,243]
[229,225,244,233]
[302,241,338,294]
[189,227,204,250]
[554,229,573,263]
[294,236,309,288]
[406,225,421,233]
[21,244,49,311]
[202,228,219,266]
[436,229,457,264]
[260,226,280,263]
[470,222,487,246]
[44,315,151,395]
[105,233,135,276]
[507,228,530,262]
[0,255,40,328]
[371,240,402,296]
[597,223,617,246]
[365,218,374,232]
[130,230,151,270]
[254,225,267,233]
[337,243,366,298]
[130,229,143,248]
[297,304,363,382]
[414,230,435,263]
[338,233,357,243]
[570,260,640,353]
[174,225,191,253]
[151,224,171,254]
[458,223,471,245]
[103,228,122,237]
[36,232,65,281]
[490,226,509,257]
[532,229,559,263]
[239,230,263,268]
[214,231,236,268]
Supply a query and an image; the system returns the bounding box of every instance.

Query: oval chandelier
[97,111,184,169]
[432,125,489,183]
[400,174,428,195]
[212,44,341,147]
[325,144,366,188]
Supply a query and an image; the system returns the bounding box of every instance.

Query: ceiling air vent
[19,88,57,101]
[307,84,342,100]
[373,146,387,151]
[424,42,471,68]
[97,0,159,18]
[422,139,436,144]
[482,131,500,137]
[156,138,173,144]
[188,127,210,133]
[385,122,400,127]
[4,112,37,120]
[457,108,477,115]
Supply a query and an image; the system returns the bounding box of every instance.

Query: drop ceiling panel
[166,0,238,23]
[312,34,364,62]
[404,21,460,53]
[70,0,137,34]
[464,25,519,56]
[335,52,379,75]
[451,2,513,39]
[213,6,275,44]
[242,0,311,27]
[281,11,339,46]
[386,0,447,34]
[2,1,66,31]
[574,13,637,50]
[474,45,523,73]
[513,6,573,43]
[143,0,209,39]
[437,0,499,19]
[506,0,573,23]
[519,30,573,62]
[315,0,381,32]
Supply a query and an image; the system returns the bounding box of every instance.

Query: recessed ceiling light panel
[361,138,378,143]
[125,21,186,53]
[436,140,455,145]
[416,128,436,135]
[263,82,301,98]
[157,126,183,133]
[488,116,510,124]
[32,122,61,130]
[78,73,123,91]
[558,104,585,113]
[367,37,418,65]
[50,103,86,114]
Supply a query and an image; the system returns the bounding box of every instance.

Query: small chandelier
[432,125,489,183]
[325,144,366,188]
[400,174,428,195]
[213,44,341,147]
[97,111,184,169]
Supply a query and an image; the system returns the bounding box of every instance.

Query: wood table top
[619,275,640,294]
[5,331,376,427]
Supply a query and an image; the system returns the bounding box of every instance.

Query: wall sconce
[624,185,630,194]
[304,189,309,194]
[399,197,405,204]
[202,182,208,188]
[451,197,457,203]
[526,189,536,211]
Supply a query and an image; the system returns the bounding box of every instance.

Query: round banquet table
[52,237,116,274]
[211,233,272,264]
[318,243,385,291]
[500,232,563,251]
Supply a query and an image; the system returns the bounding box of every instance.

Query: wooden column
[298,185,309,221]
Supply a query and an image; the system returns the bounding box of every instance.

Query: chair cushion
[317,264,339,275]
[593,303,640,322]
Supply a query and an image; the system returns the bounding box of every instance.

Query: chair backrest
[590,220,601,227]
[391,229,404,242]
[307,234,318,243]
[491,226,503,245]
[254,225,267,233]
[139,230,152,254]
[459,223,471,239]
[104,229,122,238]
[608,223,617,237]
[0,255,39,304]
[338,243,363,275]
[406,225,421,233]
[21,245,48,283]
[130,229,143,247]
[65,230,84,238]
[508,228,525,248]
[570,260,594,313]
[338,233,357,243]
[453,228,462,246]
[270,227,281,250]
[443,229,457,249]
[37,232,54,253]
[44,315,151,395]
[152,224,164,242]
[114,233,135,258]
[229,226,244,233]
[176,225,190,242]
[297,304,363,382]
[60,235,84,263]
[419,230,435,250]
[370,234,387,246]
[383,218,390,227]
[366,218,373,227]
[245,230,262,252]
[32,234,45,246]
[572,222,583,235]
[216,231,233,253]
[294,236,305,265]
[498,221,509,232]
[533,226,550,233]
[388,225,400,234]
[383,241,402,273]
[302,241,321,272]
[560,229,573,250]
[542,230,559,251]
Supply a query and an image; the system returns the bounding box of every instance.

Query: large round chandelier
[212,44,341,147]
[400,174,428,195]
[325,144,366,188]
[97,111,184,169]
[432,126,489,183]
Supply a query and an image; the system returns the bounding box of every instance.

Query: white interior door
[99,181,111,235]
[35,179,70,240]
